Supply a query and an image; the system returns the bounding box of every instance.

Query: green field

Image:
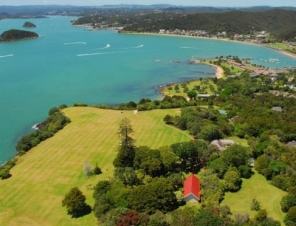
[0,107,192,226]
[221,170,287,225]
[266,42,296,54]
[220,62,244,74]
[162,79,218,98]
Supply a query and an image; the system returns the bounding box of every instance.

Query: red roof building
[183,174,201,203]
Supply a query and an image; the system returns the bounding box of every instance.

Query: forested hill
[123,9,296,41]
[0,29,38,42]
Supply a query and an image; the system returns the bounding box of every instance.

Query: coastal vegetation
[0,29,38,42]
[16,106,70,155]
[0,106,70,179]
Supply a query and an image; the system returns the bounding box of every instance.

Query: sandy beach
[190,59,224,79]
[214,65,224,79]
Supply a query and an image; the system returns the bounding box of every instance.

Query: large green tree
[171,141,199,173]
[128,178,178,214]
[62,187,91,218]
[221,144,250,168]
[114,118,135,167]
[194,208,224,226]
[200,169,224,207]
[281,187,296,212]
[223,169,242,192]
[114,167,139,187]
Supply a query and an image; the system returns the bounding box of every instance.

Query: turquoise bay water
[1,16,296,164]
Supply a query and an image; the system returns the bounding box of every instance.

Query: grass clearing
[162,79,218,97]
[220,62,244,74]
[221,170,286,225]
[225,136,249,147]
[0,107,192,226]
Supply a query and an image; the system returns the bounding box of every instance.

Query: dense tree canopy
[128,178,178,214]
[123,9,296,41]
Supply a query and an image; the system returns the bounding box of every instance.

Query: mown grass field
[221,170,287,225]
[0,107,192,226]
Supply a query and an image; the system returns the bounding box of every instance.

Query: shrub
[93,163,102,175]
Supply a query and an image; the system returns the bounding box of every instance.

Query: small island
[23,21,36,28]
[0,29,39,42]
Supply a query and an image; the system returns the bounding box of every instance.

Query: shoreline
[192,59,224,79]
[157,58,224,97]
[122,32,296,60]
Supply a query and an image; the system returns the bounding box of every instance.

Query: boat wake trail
[180,47,199,50]
[0,54,13,58]
[64,42,87,45]
[77,52,108,57]
[134,45,144,48]
[91,44,111,51]
[123,45,144,49]
[77,51,126,57]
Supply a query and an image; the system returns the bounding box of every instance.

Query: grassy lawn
[267,42,296,54]
[221,170,287,225]
[220,62,244,74]
[0,107,192,226]
[162,79,218,98]
[268,42,289,50]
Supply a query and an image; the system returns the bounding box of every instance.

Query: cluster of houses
[159,29,209,37]
[159,29,269,43]
[224,58,285,79]
[233,31,267,43]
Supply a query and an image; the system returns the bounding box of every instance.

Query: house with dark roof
[183,174,200,203]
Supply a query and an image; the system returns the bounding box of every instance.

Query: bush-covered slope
[123,9,296,41]
[0,29,38,42]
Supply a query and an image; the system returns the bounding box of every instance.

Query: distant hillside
[0,29,38,42]
[123,9,296,41]
[99,4,174,9]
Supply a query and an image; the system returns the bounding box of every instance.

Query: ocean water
[1,16,296,164]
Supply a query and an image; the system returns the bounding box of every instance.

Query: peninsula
[0,29,38,42]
